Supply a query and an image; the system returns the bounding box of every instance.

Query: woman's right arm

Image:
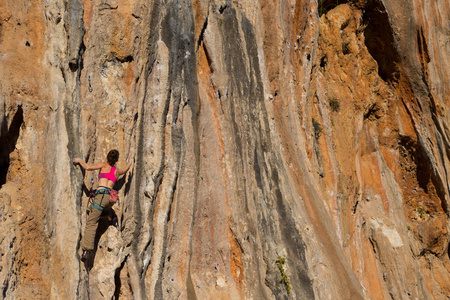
[117,158,133,176]
[73,158,105,171]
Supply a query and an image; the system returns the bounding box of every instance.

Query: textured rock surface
[0,0,449,299]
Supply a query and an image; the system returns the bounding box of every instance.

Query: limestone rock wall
[0,0,449,299]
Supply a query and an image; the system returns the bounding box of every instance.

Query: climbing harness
[96,186,120,206]
[86,186,118,212]
[91,200,105,211]
[95,187,111,196]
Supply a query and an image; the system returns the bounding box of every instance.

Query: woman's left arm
[117,158,133,176]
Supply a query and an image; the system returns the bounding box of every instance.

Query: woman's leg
[81,194,106,251]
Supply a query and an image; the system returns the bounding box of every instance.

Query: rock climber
[73,149,132,262]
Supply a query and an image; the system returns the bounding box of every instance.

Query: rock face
[0,0,449,299]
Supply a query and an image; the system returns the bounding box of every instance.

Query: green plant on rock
[312,117,323,139]
[318,0,339,16]
[329,98,340,112]
[276,256,291,294]
[417,207,424,218]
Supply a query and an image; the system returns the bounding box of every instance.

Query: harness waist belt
[91,187,111,211]
[95,188,111,195]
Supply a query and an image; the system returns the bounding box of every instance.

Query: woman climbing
[73,149,132,262]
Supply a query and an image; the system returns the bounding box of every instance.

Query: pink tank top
[98,166,117,183]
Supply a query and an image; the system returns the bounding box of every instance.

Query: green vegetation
[312,118,323,139]
[318,0,339,16]
[276,256,291,294]
[407,225,411,231]
[329,98,340,112]
[417,207,424,218]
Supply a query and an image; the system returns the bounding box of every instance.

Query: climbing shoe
[81,250,90,262]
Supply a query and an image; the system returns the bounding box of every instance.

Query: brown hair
[107,149,119,166]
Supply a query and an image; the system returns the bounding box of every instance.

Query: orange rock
[0,0,449,299]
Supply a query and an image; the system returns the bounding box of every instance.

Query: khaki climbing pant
[81,193,113,251]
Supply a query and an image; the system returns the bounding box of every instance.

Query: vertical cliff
[0,0,449,299]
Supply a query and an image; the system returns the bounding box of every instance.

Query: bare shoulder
[95,162,108,171]
[114,166,123,176]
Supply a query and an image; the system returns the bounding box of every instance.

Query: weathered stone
[0,0,449,299]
